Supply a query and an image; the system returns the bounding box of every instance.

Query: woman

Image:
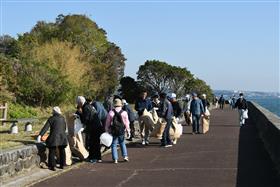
[105,99,130,163]
[37,107,68,171]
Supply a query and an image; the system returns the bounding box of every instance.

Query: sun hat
[114,98,123,107]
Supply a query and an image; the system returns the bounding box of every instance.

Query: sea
[249,97,280,118]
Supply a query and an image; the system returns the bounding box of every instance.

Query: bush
[8,102,38,119]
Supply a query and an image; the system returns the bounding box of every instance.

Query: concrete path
[32,108,280,187]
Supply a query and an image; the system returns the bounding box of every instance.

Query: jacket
[105,107,130,134]
[135,98,152,115]
[39,113,68,147]
[235,98,248,110]
[201,99,210,111]
[159,98,173,120]
[92,101,108,121]
[190,98,205,116]
[81,102,103,133]
[122,104,136,122]
[171,101,182,118]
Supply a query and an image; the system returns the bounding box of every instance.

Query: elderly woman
[37,107,68,171]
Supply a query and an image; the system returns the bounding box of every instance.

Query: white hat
[202,94,206,98]
[53,106,62,114]
[185,94,190,99]
[122,99,128,105]
[170,93,176,99]
[76,96,86,105]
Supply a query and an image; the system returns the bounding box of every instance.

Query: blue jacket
[123,104,136,122]
[190,98,205,116]
[92,101,108,121]
[135,98,152,115]
[159,98,173,120]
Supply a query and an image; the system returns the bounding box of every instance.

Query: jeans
[111,135,128,160]
[192,114,201,133]
[161,118,172,146]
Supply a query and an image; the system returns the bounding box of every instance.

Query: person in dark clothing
[122,99,136,141]
[201,94,210,111]
[169,93,182,118]
[37,107,68,171]
[135,90,152,116]
[159,92,174,147]
[151,92,160,109]
[234,93,248,126]
[91,100,108,130]
[76,96,103,163]
[218,95,225,109]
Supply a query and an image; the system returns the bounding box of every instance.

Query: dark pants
[48,146,66,169]
[161,118,172,146]
[130,120,135,137]
[192,114,201,133]
[220,103,224,109]
[86,131,102,160]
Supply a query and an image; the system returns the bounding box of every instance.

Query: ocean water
[250,98,280,117]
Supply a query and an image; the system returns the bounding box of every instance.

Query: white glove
[37,135,42,143]
[127,131,131,139]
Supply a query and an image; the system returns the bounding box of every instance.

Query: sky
[1,0,279,92]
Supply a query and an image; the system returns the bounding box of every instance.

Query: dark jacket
[81,102,103,133]
[201,99,210,111]
[135,98,152,115]
[171,101,182,118]
[39,113,68,147]
[190,98,205,116]
[159,98,173,120]
[123,104,136,122]
[92,101,108,121]
[235,98,248,110]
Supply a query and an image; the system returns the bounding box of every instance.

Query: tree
[119,76,139,103]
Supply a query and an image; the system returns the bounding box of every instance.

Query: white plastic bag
[242,109,248,119]
[100,132,113,147]
[74,118,84,134]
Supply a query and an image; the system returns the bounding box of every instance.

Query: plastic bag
[100,132,113,147]
[74,118,84,134]
[242,109,248,119]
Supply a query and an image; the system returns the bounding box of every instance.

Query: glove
[36,135,41,143]
[127,131,131,139]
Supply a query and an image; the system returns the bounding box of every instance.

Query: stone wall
[0,145,41,182]
[248,101,280,176]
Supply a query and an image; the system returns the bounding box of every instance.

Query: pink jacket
[105,107,130,133]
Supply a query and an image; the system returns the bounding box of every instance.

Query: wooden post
[0,103,8,125]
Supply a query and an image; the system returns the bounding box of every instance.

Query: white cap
[53,106,62,114]
[122,99,128,105]
[202,94,206,98]
[170,93,176,99]
[185,94,190,99]
[76,96,86,105]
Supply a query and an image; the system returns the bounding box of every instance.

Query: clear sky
[1,0,279,92]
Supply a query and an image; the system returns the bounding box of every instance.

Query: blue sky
[1,0,279,92]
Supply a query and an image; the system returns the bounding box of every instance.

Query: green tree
[119,76,140,103]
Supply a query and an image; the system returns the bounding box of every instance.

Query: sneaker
[124,157,129,162]
[48,167,56,171]
[126,137,133,141]
[165,144,173,148]
[89,159,97,164]
[97,160,102,163]
[142,140,146,145]
[114,160,118,164]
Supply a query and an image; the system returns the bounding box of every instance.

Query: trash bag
[242,109,248,119]
[74,118,84,134]
[100,132,113,147]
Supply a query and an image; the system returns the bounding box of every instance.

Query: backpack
[111,109,125,136]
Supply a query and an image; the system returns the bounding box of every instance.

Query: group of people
[36,90,214,171]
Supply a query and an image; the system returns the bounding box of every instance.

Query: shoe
[142,140,146,145]
[160,144,166,147]
[124,157,129,162]
[114,160,118,164]
[127,137,133,141]
[165,144,173,148]
[89,159,97,164]
[97,160,102,163]
[49,167,56,171]
[145,140,149,145]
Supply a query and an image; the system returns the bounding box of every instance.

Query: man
[76,96,103,163]
[234,93,248,127]
[190,93,205,134]
[169,93,182,118]
[218,95,225,109]
[183,94,192,126]
[158,92,174,147]
[135,90,153,145]
[201,94,210,111]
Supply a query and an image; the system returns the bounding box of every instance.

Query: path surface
[32,108,280,187]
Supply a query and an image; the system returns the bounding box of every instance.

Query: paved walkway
[32,108,279,187]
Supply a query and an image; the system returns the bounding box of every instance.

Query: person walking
[235,93,248,127]
[201,94,210,111]
[135,90,153,145]
[183,94,192,126]
[76,96,103,163]
[190,93,205,134]
[122,99,136,141]
[158,92,174,147]
[169,93,182,119]
[37,107,68,171]
[105,99,131,164]
[218,95,225,109]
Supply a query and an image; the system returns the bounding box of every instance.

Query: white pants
[238,109,245,126]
